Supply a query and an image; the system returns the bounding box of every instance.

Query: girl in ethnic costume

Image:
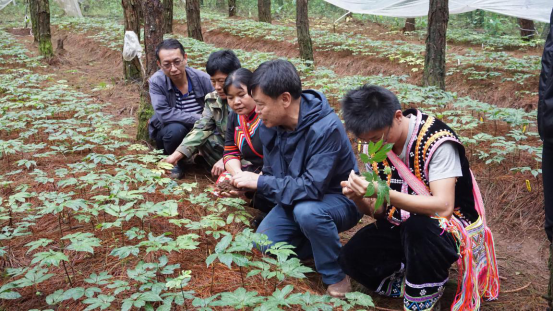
[223,68,264,175]
[339,85,499,311]
[220,68,274,215]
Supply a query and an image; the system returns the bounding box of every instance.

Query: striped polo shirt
[173,78,203,114]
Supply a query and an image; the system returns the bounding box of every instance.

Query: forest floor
[1,14,550,310]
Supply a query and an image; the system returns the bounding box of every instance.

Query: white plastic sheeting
[53,0,83,17]
[1,0,83,17]
[0,0,15,11]
[323,0,552,23]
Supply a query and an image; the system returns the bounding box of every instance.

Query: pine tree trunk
[186,0,203,41]
[163,0,173,33]
[122,0,142,82]
[228,0,236,17]
[142,0,163,79]
[423,0,448,90]
[258,0,271,23]
[29,0,38,43]
[404,18,416,32]
[296,0,313,63]
[136,0,163,142]
[518,18,536,41]
[36,0,53,57]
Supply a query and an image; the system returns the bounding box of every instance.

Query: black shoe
[250,211,267,230]
[170,165,185,179]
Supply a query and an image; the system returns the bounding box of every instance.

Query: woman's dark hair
[155,39,185,61]
[341,85,402,137]
[223,68,254,95]
[206,50,241,76]
[248,59,302,100]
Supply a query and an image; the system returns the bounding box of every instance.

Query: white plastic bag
[123,30,145,77]
[123,30,142,62]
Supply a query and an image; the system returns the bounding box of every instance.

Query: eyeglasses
[210,78,226,85]
[161,59,184,70]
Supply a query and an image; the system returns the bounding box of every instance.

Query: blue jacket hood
[295,90,334,133]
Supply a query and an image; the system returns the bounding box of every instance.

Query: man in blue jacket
[232,59,362,297]
[539,8,553,309]
[148,39,214,177]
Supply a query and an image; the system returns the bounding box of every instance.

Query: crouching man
[231,59,362,297]
[148,39,214,177]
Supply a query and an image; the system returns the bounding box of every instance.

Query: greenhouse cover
[54,0,82,17]
[0,0,82,17]
[324,0,551,23]
[0,0,14,11]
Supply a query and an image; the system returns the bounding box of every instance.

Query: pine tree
[423,0,448,90]
[136,0,164,141]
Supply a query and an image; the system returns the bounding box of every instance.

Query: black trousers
[339,215,459,311]
[544,141,553,242]
[155,122,192,157]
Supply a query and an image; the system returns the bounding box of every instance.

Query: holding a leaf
[339,85,498,311]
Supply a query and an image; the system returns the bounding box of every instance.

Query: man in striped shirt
[148,39,214,176]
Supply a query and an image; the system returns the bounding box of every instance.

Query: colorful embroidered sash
[239,114,263,159]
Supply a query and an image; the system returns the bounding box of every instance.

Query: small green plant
[359,139,394,210]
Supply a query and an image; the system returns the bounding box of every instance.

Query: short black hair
[206,50,241,76]
[155,39,185,62]
[223,68,253,94]
[341,85,402,137]
[248,59,302,100]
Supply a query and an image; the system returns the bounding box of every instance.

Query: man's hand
[163,151,184,165]
[341,181,363,202]
[342,174,380,218]
[347,170,378,198]
[220,189,248,199]
[211,158,225,177]
[232,171,260,190]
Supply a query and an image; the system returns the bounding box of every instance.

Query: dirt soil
[3,18,550,311]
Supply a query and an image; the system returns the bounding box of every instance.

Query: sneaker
[327,276,351,298]
[170,165,185,179]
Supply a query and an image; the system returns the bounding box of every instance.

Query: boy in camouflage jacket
[163,50,241,178]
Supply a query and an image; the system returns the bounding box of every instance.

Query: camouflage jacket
[176,91,229,158]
